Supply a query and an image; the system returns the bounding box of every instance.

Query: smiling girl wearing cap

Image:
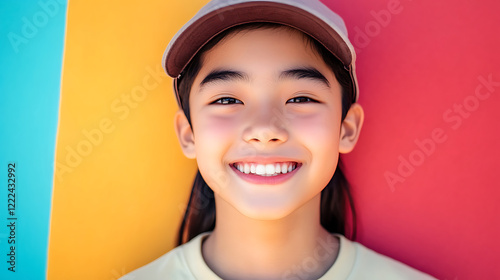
[121,0,436,279]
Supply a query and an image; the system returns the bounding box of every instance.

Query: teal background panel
[0,0,67,279]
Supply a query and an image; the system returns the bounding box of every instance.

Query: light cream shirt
[120,232,436,279]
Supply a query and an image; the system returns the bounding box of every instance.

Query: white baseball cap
[163,0,359,103]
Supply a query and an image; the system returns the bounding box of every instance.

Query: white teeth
[256,165,266,175]
[281,163,288,174]
[265,164,275,175]
[235,162,298,176]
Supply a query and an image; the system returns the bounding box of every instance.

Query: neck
[202,194,339,279]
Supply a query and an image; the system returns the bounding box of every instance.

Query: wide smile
[232,162,299,176]
[230,161,302,185]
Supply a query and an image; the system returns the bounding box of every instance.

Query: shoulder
[119,233,211,280]
[326,235,436,280]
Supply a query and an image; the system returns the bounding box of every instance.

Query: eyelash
[286,96,318,103]
[211,97,243,105]
[211,96,318,105]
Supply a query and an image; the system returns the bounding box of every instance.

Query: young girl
[122,0,436,279]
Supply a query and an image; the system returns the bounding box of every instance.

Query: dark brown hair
[175,23,356,245]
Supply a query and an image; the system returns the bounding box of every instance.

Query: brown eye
[287,97,318,103]
[212,97,243,105]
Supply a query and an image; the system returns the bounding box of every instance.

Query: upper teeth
[234,162,298,176]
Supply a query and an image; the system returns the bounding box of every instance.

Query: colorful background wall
[1,0,499,279]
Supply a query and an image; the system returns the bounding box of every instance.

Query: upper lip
[230,156,301,165]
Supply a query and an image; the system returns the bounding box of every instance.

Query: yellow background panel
[47,1,209,279]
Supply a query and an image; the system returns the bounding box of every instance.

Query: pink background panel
[325,0,500,279]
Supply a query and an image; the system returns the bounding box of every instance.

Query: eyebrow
[198,67,330,90]
[279,67,330,88]
[200,69,249,88]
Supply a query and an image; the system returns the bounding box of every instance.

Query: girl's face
[177,27,358,220]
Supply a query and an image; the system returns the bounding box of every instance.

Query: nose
[242,107,289,144]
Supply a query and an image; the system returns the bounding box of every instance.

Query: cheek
[291,108,341,143]
[293,112,341,175]
[194,114,237,154]
[196,114,235,140]
[192,112,239,187]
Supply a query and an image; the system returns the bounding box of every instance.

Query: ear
[174,110,196,159]
[339,103,364,154]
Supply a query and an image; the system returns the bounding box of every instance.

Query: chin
[232,197,304,221]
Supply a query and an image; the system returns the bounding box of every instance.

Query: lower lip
[230,164,301,185]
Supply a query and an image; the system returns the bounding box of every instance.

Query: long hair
[175,23,357,246]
